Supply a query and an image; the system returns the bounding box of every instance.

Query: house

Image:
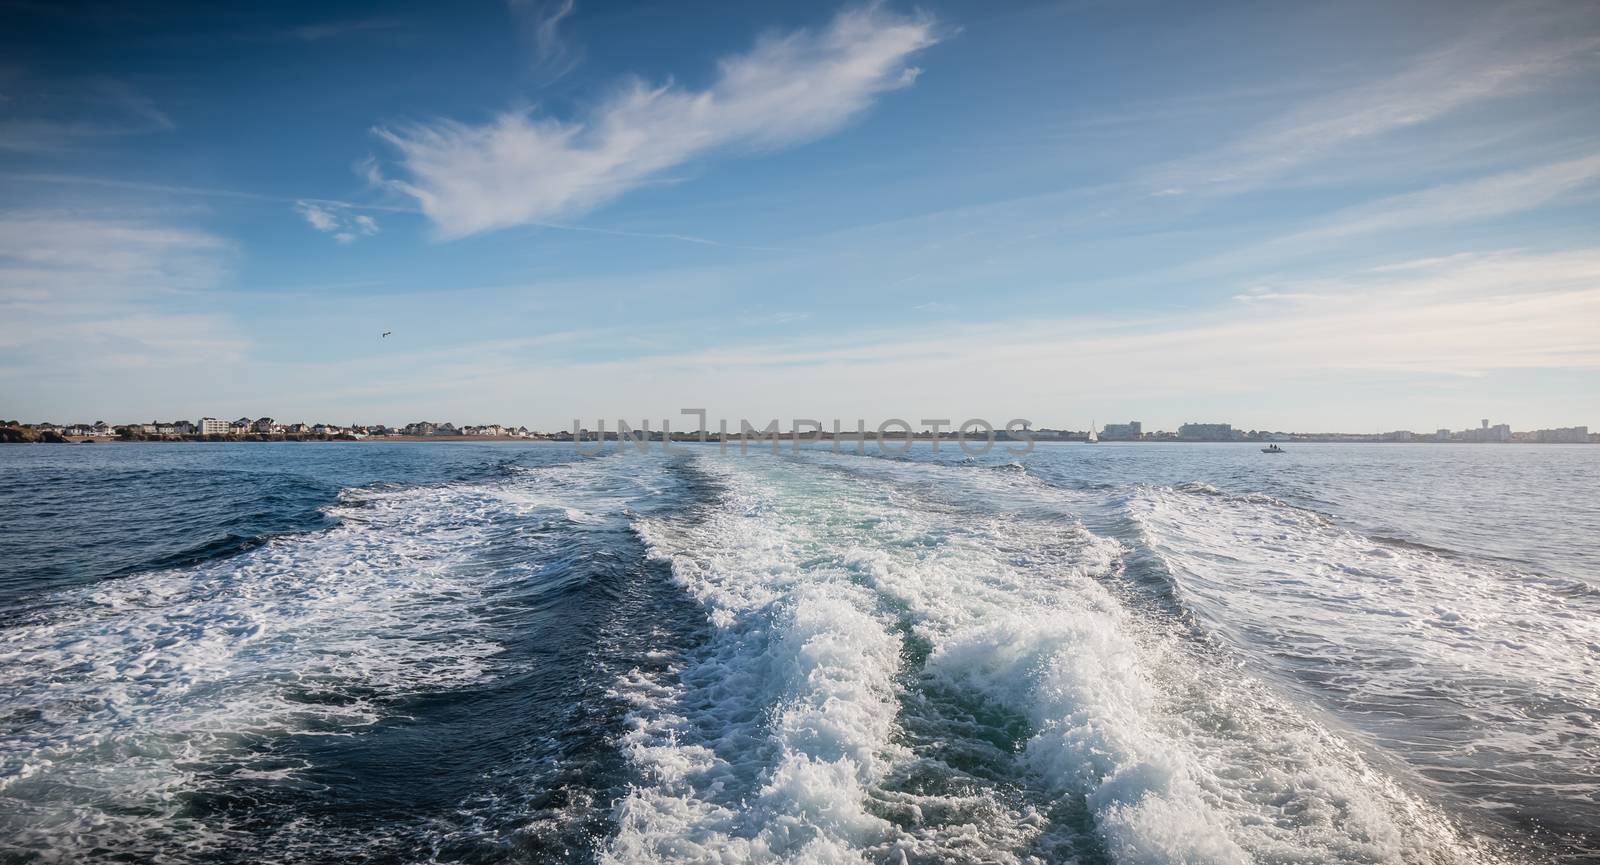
[92,421,111,435]
[312,423,337,435]
[252,417,279,433]
[172,420,196,435]
[286,422,312,434]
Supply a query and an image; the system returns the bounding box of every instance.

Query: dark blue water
[0,444,542,605]
[2,441,1596,864]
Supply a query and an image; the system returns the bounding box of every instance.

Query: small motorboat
[1261,444,1285,453]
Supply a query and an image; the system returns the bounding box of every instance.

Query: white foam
[607,459,908,864]
[1128,482,1600,836]
[1129,483,1599,698]
[607,449,1514,864]
[0,460,641,860]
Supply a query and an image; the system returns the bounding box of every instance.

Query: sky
[2,0,1598,432]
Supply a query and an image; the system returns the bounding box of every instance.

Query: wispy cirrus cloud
[288,17,406,42]
[0,213,225,304]
[629,249,1600,379]
[1146,29,1600,197]
[0,211,244,377]
[1283,152,1600,242]
[373,5,939,239]
[509,0,583,82]
[1166,152,1600,278]
[278,248,1600,430]
[0,78,174,152]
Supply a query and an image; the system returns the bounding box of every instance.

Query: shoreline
[8,435,1594,446]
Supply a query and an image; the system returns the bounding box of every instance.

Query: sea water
[1,441,1595,864]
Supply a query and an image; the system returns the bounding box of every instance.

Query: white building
[1178,422,1233,441]
[1534,426,1588,443]
[1101,421,1141,441]
[199,417,230,435]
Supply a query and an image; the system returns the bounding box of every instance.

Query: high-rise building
[198,417,229,435]
[1463,419,1511,442]
[1101,421,1142,441]
[1178,422,1233,441]
[1534,426,1588,443]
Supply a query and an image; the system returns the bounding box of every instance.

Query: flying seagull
[381,331,392,338]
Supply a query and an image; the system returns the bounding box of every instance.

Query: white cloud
[229,248,1599,431]
[1288,153,1600,241]
[0,212,245,380]
[509,0,583,82]
[1179,153,1600,275]
[622,252,1600,385]
[294,200,339,232]
[0,214,226,304]
[294,200,381,241]
[374,5,938,238]
[1147,30,1600,196]
[0,79,175,152]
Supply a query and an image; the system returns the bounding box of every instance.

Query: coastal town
[1081,419,1595,444]
[0,418,550,443]
[0,416,1592,444]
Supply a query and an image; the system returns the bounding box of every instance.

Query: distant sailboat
[1087,421,1099,444]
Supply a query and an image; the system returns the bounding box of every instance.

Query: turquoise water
[1,441,1596,863]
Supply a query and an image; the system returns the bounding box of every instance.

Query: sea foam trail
[618,449,1513,864]
[0,458,644,863]
[609,459,909,864]
[1129,482,1600,849]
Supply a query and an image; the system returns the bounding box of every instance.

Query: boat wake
[605,450,1513,864]
[3,446,1584,864]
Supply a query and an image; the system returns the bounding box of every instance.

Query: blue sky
[3,0,1598,431]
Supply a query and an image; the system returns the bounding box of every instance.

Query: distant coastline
[4,428,1595,446]
[2,418,1595,445]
